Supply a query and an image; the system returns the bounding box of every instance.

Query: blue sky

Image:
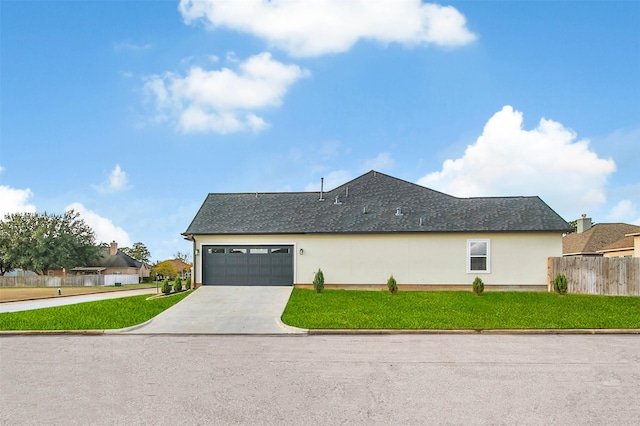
[1,0,639,262]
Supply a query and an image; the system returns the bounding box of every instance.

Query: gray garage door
[202,245,294,286]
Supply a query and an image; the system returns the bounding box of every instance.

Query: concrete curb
[104,319,156,334]
[275,317,309,334]
[308,328,640,335]
[0,330,104,336]
[3,328,640,336]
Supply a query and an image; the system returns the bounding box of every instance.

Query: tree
[173,250,191,263]
[151,260,178,280]
[121,242,151,264]
[0,212,37,275]
[0,210,100,275]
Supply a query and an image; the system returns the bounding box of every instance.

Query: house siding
[193,232,562,288]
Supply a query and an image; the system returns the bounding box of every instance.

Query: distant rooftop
[563,223,640,255]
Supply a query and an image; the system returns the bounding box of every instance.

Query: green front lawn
[0,291,192,331]
[281,289,640,329]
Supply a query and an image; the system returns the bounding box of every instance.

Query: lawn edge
[0,330,104,335]
[308,328,640,335]
[3,328,640,336]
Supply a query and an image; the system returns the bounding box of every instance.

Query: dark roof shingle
[184,171,572,235]
[95,247,142,268]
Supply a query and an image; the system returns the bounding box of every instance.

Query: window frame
[467,239,491,274]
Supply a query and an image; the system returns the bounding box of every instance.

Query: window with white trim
[467,240,490,273]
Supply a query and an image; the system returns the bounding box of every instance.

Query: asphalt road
[1,334,639,425]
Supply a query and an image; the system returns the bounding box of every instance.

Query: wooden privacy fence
[549,257,640,296]
[0,274,140,288]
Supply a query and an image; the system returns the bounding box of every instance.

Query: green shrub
[387,275,398,295]
[185,276,192,290]
[472,276,484,296]
[161,280,172,295]
[173,276,183,293]
[553,273,568,295]
[313,268,325,293]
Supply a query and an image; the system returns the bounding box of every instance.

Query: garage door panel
[203,245,293,286]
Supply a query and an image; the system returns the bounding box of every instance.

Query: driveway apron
[112,286,307,335]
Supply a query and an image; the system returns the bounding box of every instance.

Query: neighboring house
[169,259,192,280]
[72,241,150,279]
[632,232,640,257]
[597,235,636,258]
[562,215,640,257]
[597,231,640,258]
[183,171,571,290]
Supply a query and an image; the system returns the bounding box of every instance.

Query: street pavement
[1,334,639,425]
[0,288,159,313]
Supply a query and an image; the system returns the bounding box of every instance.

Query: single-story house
[168,258,192,280]
[562,215,640,257]
[183,170,572,290]
[596,231,640,258]
[72,241,150,280]
[632,233,640,257]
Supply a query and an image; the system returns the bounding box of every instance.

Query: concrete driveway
[112,286,307,335]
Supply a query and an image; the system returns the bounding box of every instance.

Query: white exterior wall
[192,232,562,287]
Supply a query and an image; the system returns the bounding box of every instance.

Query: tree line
[0,210,100,276]
[0,210,157,276]
[1,210,194,278]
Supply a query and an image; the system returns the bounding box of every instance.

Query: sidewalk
[0,288,159,313]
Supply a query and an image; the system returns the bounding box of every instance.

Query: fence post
[547,257,553,292]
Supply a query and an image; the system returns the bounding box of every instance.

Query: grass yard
[0,283,157,302]
[281,289,640,329]
[0,291,192,330]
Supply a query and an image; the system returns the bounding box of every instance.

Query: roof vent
[319,177,325,201]
[395,207,403,217]
[334,196,342,205]
[363,207,367,214]
[419,217,424,227]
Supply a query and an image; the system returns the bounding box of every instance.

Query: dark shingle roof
[184,171,572,235]
[95,247,142,268]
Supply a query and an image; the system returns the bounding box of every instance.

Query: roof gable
[185,170,572,235]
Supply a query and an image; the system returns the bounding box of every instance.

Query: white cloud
[178,0,477,57]
[607,200,640,225]
[94,164,130,193]
[65,203,131,247]
[301,152,393,192]
[145,52,309,134]
[418,106,616,219]
[0,186,36,218]
[361,152,395,172]
[305,170,352,192]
